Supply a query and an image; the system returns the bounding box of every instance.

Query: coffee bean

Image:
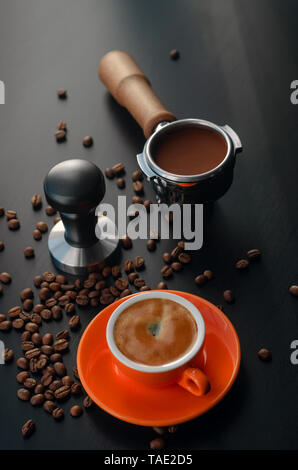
[134,256,145,270]
[53,362,66,377]
[7,218,20,230]
[95,280,106,291]
[170,49,180,60]
[109,286,119,297]
[0,314,6,322]
[45,205,56,216]
[110,266,121,279]
[51,305,62,321]
[33,229,42,240]
[134,278,145,289]
[178,252,191,264]
[171,246,182,259]
[41,309,52,321]
[22,419,35,438]
[68,314,80,330]
[0,320,12,331]
[31,333,42,346]
[100,293,114,305]
[132,181,143,194]
[31,194,42,210]
[57,88,67,99]
[115,278,128,291]
[54,339,69,352]
[21,340,34,352]
[120,288,132,298]
[43,390,54,401]
[235,259,249,270]
[105,168,115,181]
[55,129,66,142]
[12,318,25,330]
[83,396,93,408]
[223,290,234,304]
[161,266,173,279]
[24,378,37,390]
[56,274,67,284]
[0,207,3,217]
[53,217,61,225]
[82,136,93,147]
[162,253,172,264]
[195,274,207,286]
[4,348,14,362]
[36,221,48,233]
[25,322,39,333]
[289,285,298,297]
[150,437,165,449]
[17,371,30,383]
[43,400,56,414]
[70,405,83,417]
[247,248,261,260]
[20,311,32,322]
[17,357,29,370]
[39,287,51,301]
[17,388,31,401]
[139,286,151,291]
[112,162,125,176]
[5,210,16,220]
[24,246,35,259]
[128,272,139,284]
[147,240,156,252]
[0,272,12,284]
[76,295,89,307]
[124,260,134,273]
[121,234,132,249]
[30,393,44,406]
[31,313,42,325]
[35,384,45,394]
[0,241,4,251]
[171,262,183,272]
[258,348,272,362]
[52,407,64,419]
[25,348,40,360]
[23,299,33,312]
[0,285,3,296]
[203,270,213,280]
[132,170,143,181]
[56,330,69,340]
[71,382,82,395]
[45,298,57,308]
[117,178,125,189]
[55,385,71,400]
[41,333,53,345]
[57,120,67,131]
[36,356,48,370]
[8,306,21,318]
[29,358,39,373]
[157,282,168,289]
[41,344,54,356]
[132,196,143,204]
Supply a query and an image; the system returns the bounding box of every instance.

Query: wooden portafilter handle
[98,51,176,138]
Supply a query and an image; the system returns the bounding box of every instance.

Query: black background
[0,0,298,450]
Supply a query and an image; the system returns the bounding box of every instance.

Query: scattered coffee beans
[247,249,261,260]
[170,49,180,60]
[289,285,298,297]
[8,218,20,230]
[223,290,234,304]
[70,405,83,417]
[57,89,67,99]
[22,419,35,438]
[55,130,66,142]
[31,194,42,210]
[33,229,42,240]
[150,437,165,450]
[24,247,35,258]
[235,259,249,270]
[82,136,93,148]
[258,348,272,362]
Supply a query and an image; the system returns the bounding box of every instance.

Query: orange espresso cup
[106,291,210,396]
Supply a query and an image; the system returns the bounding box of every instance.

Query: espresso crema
[113,298,197,366]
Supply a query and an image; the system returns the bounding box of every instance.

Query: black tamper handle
[44,159,106,248]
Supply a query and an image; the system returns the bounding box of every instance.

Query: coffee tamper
[44,159,119,275]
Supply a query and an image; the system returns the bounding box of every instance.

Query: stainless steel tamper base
[48,216,119,275]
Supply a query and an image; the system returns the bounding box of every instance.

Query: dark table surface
[0,0,298,451]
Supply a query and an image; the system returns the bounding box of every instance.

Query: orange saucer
[77,291,241,427]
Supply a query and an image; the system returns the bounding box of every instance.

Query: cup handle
[177,367,210,396]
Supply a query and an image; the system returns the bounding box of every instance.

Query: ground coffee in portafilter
[153,126,227,175]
